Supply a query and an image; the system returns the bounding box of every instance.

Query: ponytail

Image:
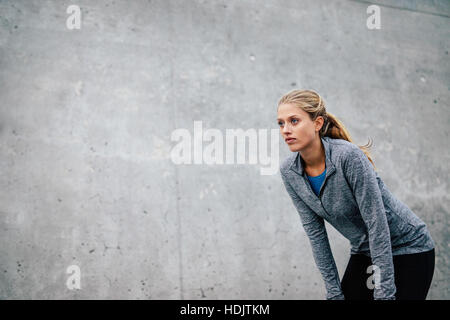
[322,112,376,170]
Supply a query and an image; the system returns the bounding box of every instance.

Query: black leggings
[341,248,435,300]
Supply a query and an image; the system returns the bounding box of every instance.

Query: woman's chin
[288,144,301,152]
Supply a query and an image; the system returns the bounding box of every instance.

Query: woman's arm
[281,172,345,300]
[343,147,396,300]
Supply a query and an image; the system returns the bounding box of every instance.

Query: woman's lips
[285,138,296,144]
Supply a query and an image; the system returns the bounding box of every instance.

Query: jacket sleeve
[281,171,345,300]
[344,147,397,300]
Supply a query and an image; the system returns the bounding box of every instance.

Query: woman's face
[277,103,322,152]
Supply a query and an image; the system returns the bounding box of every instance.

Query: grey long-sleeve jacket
[280,136,435,300]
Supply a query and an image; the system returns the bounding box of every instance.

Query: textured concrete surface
[0,0,448,299]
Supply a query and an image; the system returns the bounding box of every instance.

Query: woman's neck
[300,137,325,170]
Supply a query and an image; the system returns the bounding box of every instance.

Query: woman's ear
[315,116,324,132]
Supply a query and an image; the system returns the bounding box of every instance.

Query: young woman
[277,89,435,300]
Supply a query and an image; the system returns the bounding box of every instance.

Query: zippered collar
[288,136,336,177]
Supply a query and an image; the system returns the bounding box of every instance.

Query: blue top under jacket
[306,168,327,196]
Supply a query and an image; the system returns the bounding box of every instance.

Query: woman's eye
[291,119,298,124]
[278,121,283,127]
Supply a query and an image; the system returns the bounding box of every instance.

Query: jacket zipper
[303,172,331,218]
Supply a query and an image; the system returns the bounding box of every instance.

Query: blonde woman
[277,89,435,300]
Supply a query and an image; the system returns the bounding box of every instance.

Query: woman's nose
[282,124,292,133]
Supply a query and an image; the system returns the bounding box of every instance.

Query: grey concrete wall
[0,0,448,299]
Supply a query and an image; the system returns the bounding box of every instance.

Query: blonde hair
[277,89,376,170]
